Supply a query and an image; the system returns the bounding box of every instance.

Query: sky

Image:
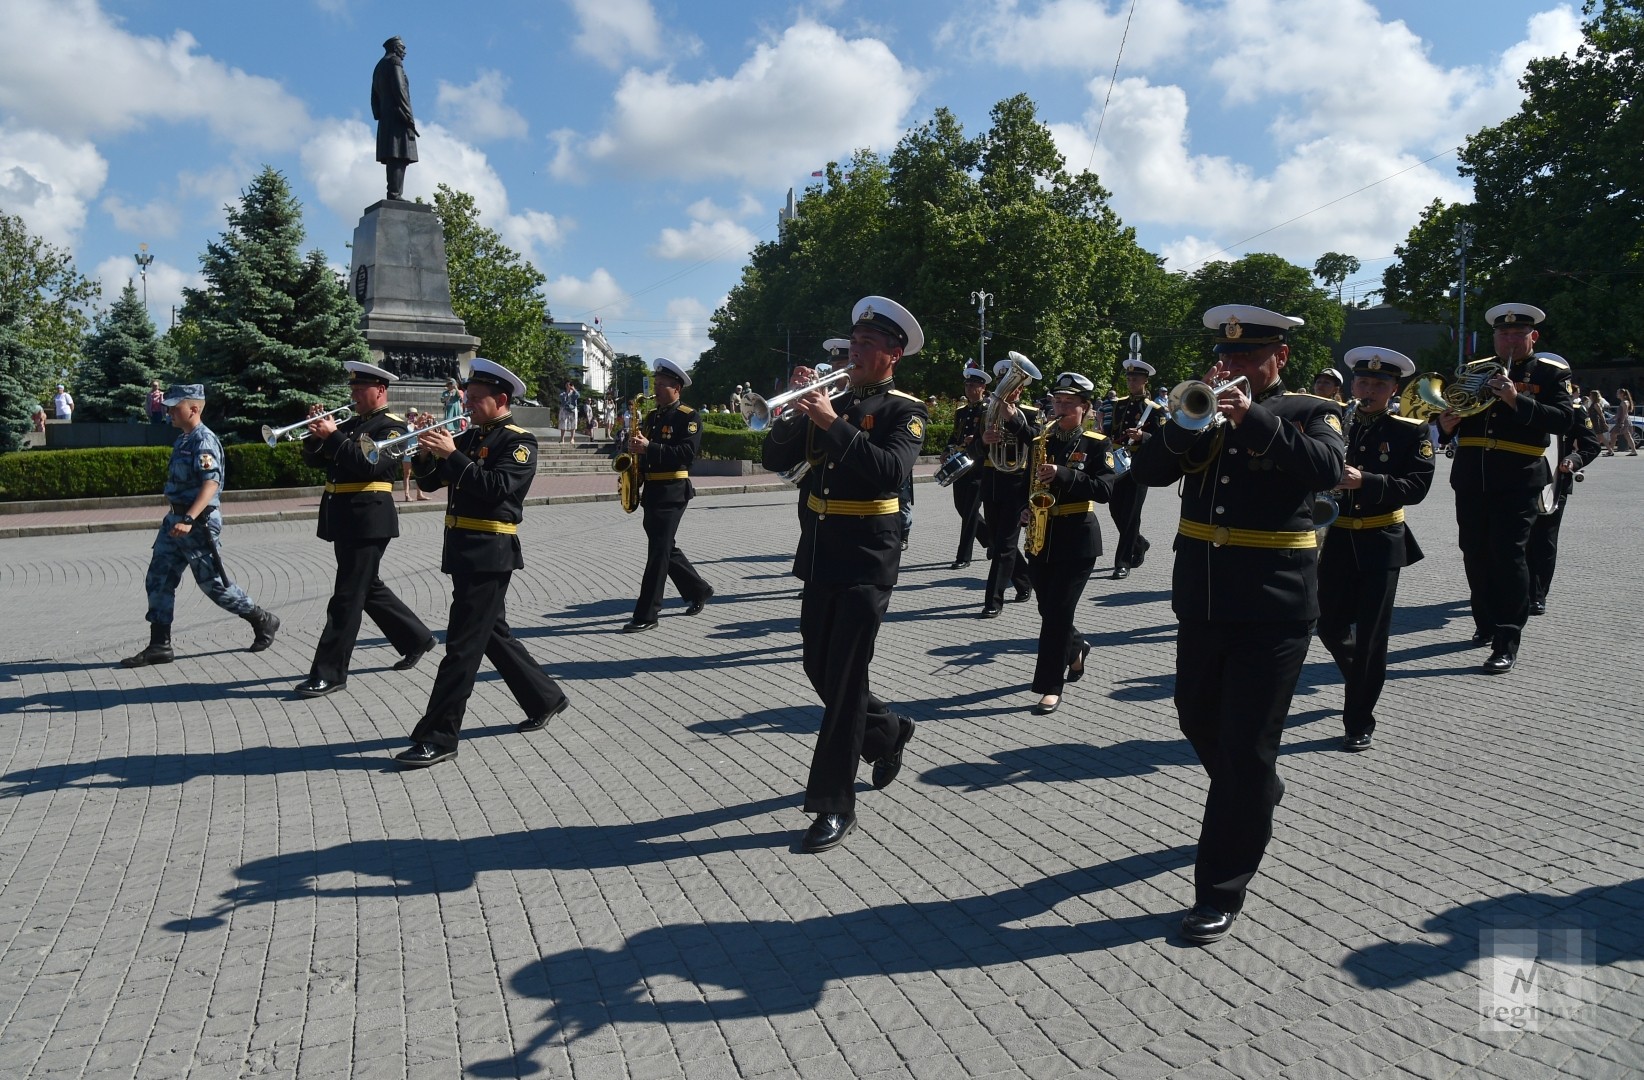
[0,0,1587,377]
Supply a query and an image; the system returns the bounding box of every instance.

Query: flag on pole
[810,170,823,177]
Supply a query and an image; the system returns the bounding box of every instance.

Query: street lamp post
[134,244,155,316]
[969,289,994,370]
[1453,221,1475,370]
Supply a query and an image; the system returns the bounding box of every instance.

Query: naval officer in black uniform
[294,360,437,697]
[1130,304,1345,944]
[623,356,713,633]
[1437,303,1580,674]
[979,353,1039,616]
[945,363,993,570]
[1526,352,1603,615]
[1024,373,1116,715]
[761,296,927,853]
[1107,356,1165,579]
[397,358,571,767]
[1315,348,1434,752]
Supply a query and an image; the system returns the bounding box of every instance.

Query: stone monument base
[349,199,478,380]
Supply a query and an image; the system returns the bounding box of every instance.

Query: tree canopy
[77,281,175,423]
[180,166,366,439]
[1383,0,1644,365]
[0,211,99,443]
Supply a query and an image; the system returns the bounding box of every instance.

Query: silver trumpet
[742,365,854,432]
[360,413,470,464]
[1167,376,1250,431]
[261,404,353,447]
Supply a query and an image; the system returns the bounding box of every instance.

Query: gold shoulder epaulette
[1390,412,1423,425]
[385,412,405,422]
[1086,430,1109,442]
[505,424,530,434]
[1295,392,1341,403]
[676,403,696,414]
[1535,355,1571,371]
[889,389,923,402]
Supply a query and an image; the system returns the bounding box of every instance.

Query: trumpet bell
[260,424,281,448]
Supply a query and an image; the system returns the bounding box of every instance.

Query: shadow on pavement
[474,844,1195,1074]
[918,739,1192,791]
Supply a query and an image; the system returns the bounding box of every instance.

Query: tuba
[985,351,1042,472]
[1398,358,1507,422]
[612,394,648,514]
[1024,424,1055,556]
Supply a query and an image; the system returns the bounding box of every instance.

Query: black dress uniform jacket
[1130,384,1345,621]
[1450,356,1579,493]
[303,406,405,542]
[1036,428,1118,559]
[948,402,987,460]
[1325,411,1435,570]
[413,415,536,573]
[639,401,699,508]
[1109,395,1165,444]
[761,380,928,587]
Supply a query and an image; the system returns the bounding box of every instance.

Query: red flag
[810,170,823,177]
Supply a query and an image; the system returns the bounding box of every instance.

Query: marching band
[121,292,1595,946]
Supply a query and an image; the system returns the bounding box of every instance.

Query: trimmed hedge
[0,441,326,501]
[701,410,748,430]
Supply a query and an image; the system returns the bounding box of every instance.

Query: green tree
[0,291,35,453]
[431,185,566,399]
[78,282,175,422]
[0,211,100,439]
[1183,254,1344,388]
[180,167,365,439]
[1383,0,1644,364]
[1312,252,1362,305]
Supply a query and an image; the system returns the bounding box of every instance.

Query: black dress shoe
[1530,598,1546,616]
[801,813,856,853]
[1066,642,1090,683]
[1032,697,1060,715]
[1181,904,1237,944]
[872,715,916,790]
[684,587,714,617]
[622,619,658,633]
[1481,649,1516,674]
[1470,631,1491,646]
[294,678,346,698]
[900,538,909,551]
[394,638,438,671]
[517,697,570,733]
[395,742,457,768]
[950,559,971,570]
[1111,566,1130,580]
[1131,549,1145,568]
[1342,733,1373,752]
[980,604,1002,619]
[1013,585,1033,603]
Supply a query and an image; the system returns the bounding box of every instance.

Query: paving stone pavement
[1,455,1641,1079]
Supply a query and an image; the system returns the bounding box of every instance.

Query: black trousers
[410,572,566,750]
[1455,487,1537,651]
[1316,555,1400,739]
[634,503,709,622]
[983,480,1031,605]
[309,540,432,684]
[1026,556,1094,695]
[1107,473,1150,567]
[800,581,901,816]
[1175,618,1311,913]
[1528,497,1567,604]
[951,474,991,563]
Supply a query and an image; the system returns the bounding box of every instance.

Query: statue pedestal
[349,199,478,378]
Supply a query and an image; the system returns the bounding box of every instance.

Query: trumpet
[261,404,353,447]
[742,366,854,431]
[1167,376,1250,431]
[360,412,470,464]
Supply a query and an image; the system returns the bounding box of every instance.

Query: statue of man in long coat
[371,36,419,201]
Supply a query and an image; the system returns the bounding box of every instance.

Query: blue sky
[0,0,1584,374]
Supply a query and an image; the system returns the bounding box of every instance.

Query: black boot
[122,624,174,668]
[245,607,281,652]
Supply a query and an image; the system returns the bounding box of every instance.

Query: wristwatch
[178,514,195,525]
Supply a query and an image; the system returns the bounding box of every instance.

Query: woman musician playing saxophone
[1022,373,1118,715]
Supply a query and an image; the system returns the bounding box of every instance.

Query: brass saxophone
[1024,424,1056,556]
[612,394,647,514]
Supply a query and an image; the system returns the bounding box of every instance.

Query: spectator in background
[1605,388,1637,456]
[31,404,46,432]
[148,381,167,424]
[558,379,579,444]
[441,377,464,430]
[53,384,74,421]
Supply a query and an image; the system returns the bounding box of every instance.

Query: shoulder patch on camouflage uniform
[512,444,531,465]
[198,452,216,471]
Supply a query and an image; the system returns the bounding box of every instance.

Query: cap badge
[1369,358,1382,371]
[858,304,876,323]
[1224,316,1243,340]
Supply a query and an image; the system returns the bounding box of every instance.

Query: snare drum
[934,450,976,487]
[1111,446,1131,476]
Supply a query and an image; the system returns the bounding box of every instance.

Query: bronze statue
[371,36,419,201]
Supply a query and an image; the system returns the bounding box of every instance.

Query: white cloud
[569,20,924,185]
[436,69,529,142]
[656,296,711,369]
[545,268,628,321]
[0,0,311,150]
[936,0,1197,71]
[565,0,672,69]
[0,124,108,247]
[102,194,182,238]
[651,218,758,261]
[300,118,565,266]
[92,254,199,326]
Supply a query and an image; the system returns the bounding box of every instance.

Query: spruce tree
[181,167,365,439]
[78,281,173,422]
[0,292,34,454]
